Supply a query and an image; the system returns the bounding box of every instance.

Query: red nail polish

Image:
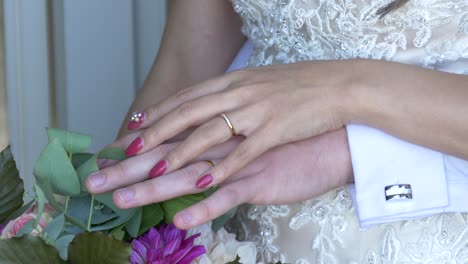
[196,174,213,189]
[125,137,144,157]
[149,160,168,178]
[127,112,145,130]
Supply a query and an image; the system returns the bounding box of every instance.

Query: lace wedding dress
[226,0,468,263]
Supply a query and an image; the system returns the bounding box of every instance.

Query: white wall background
[4,0,167,192]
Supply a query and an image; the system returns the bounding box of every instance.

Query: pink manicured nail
[125,137,144,157]
[127,112,146,130]
[196,174,213,189]
[149,160,168,178]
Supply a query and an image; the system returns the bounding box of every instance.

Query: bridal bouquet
[0,128,257,264]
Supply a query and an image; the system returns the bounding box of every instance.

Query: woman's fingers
[126,75,235,131]
[144,101,268,178]
[86,143,178,194]
[148,109,256,177]
[87,136,244,195]
[173,178,256,229]
[195,130,275,189]
[112,160,215,209]
[124,92,244,157]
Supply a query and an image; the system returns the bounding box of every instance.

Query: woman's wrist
[337,59,385,128]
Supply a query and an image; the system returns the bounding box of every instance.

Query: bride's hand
[120,60,356,189]
[86,129,353,229]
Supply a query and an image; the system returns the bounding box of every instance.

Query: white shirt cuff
[346,124,454,228]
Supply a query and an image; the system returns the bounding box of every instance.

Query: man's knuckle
[220,187,238,205]
[234,145,254,164]
[198,201,212,219]
[215,162,229,178]
[113,162,129,179]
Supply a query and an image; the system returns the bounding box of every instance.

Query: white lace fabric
[227,0,468,263]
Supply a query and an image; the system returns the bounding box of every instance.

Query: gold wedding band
[220,113,237,137]
[205,160,215,168]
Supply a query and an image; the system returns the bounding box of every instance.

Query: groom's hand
[86,128,353,230]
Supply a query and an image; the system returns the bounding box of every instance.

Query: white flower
[188,222,257,264]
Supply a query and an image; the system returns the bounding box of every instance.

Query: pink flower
[0,203,55,239]
[131,224,206,264]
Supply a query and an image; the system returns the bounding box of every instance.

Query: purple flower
[131,224,206,264]
[0,223,5,236]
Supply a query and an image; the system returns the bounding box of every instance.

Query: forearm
[118,0,245,136]
[347,59,468,160]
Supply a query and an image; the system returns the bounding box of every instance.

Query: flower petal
[130,240,147,264]
[149,248,162,261]
[148,228,162,250]
[168,244,193,263]
[164,235,182,257]
[181,233,201,249]
[177,245,206,264]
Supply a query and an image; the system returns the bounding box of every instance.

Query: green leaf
[162,193,206,223]
[0,235,65,263]
[0,146,24,224]
[212,207,237,232]
[125,207,142,238]
[43,213,65,242]
[15,220,35,237]
[110,224,126,241]
[33,139,81,196]
[98,147,127,161]
[89,194,137,232]
[71,153,94,169]
[53,234,75,261]
[35,178,63,212]
[66,196,117,226]
[68,232,132,264]
[34,184,46,228]
[75,155,138,230]
[75,154,98,192]
[47,128,92,154]
[138,203,164,236]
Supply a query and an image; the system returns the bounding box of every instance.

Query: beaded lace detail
[231,0,468,70]
[227,0,468,263]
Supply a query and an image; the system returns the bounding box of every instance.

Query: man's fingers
[173,178,255,229]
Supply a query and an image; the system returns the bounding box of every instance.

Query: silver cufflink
[385,184,412,201]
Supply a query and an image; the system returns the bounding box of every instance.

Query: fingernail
[149,160,168,178]
[178,211,193,225]
[116,188,135,202]
[125,137,144,157]
[87,172,105,189]
[196,174,213,189]
[127,112,146,130]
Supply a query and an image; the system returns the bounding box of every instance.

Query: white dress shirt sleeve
[347,124,468,228]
